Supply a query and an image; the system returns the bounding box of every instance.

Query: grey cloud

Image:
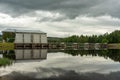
[36,16,67,22]
[0,0,64,16]
[0,0,120,37]
[0,0,120,19]
[0,3,30,17]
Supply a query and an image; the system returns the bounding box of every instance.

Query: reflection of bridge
[14,43,108,50]
[0,43,120,50]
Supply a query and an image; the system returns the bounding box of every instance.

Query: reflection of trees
[64,50,120,62]
[107,50,120,62]
[3,50,15,60]
[0,58,12,67]
[2,49,120,63]
[0,50,14,67]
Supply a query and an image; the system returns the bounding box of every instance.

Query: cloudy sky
[0,0,120,37]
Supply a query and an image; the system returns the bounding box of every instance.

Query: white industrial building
[2,29,47,44]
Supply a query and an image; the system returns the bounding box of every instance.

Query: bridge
[0,43,120,50]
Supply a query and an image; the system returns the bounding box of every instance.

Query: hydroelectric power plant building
[2,29,47,49]
[2,29,108,50]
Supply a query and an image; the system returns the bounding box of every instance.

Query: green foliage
[0,58,12,67]
[0,43,14,50]
[3,50,15,60]
[108,30,120,43]
[2,32,15,42]
[64,49,120,62]
[62,30,120,43]
[101,38,108,43]
[0,38,2,42]
[63,35,80,43]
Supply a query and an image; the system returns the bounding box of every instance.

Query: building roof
[2,29,46,34]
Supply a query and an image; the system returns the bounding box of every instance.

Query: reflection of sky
[1,52,120,77]
[40,52,120,74]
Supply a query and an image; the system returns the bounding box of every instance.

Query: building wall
[41,34,47,43]
[15,33,47,44]
[33,34,40,43]
[24,33,32,43]
[15,33,23,43]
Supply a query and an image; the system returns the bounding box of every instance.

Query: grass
[0,43,14,50]
[0,58,13,67]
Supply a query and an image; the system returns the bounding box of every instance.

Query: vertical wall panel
[41,34,47,43]
[33,34,40,43]
[24,34,32,43]
[15,33,23,43]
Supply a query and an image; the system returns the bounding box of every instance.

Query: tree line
[2,30,120,43]
[62,30,120,43]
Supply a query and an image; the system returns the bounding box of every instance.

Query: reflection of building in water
[15,49,47,60]
[0,54,3,58]
[0,50,3,58]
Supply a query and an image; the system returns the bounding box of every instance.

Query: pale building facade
[2,29,47,44]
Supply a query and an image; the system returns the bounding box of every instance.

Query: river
[0,49,120,80]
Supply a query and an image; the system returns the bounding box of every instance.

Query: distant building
[2,29,47,44]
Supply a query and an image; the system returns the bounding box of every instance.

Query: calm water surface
[0,49,120,80]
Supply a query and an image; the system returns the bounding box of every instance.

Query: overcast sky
[0,0,120,37]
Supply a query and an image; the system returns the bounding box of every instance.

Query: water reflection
[15,49,47,60]
[2,69,120,80]
[0,49,47,66]
[48,49,120,62]
[1,49,120,63]
[1,49,120,80]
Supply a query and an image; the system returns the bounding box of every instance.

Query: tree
[108,30,120,43]
[2,32,15,42]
